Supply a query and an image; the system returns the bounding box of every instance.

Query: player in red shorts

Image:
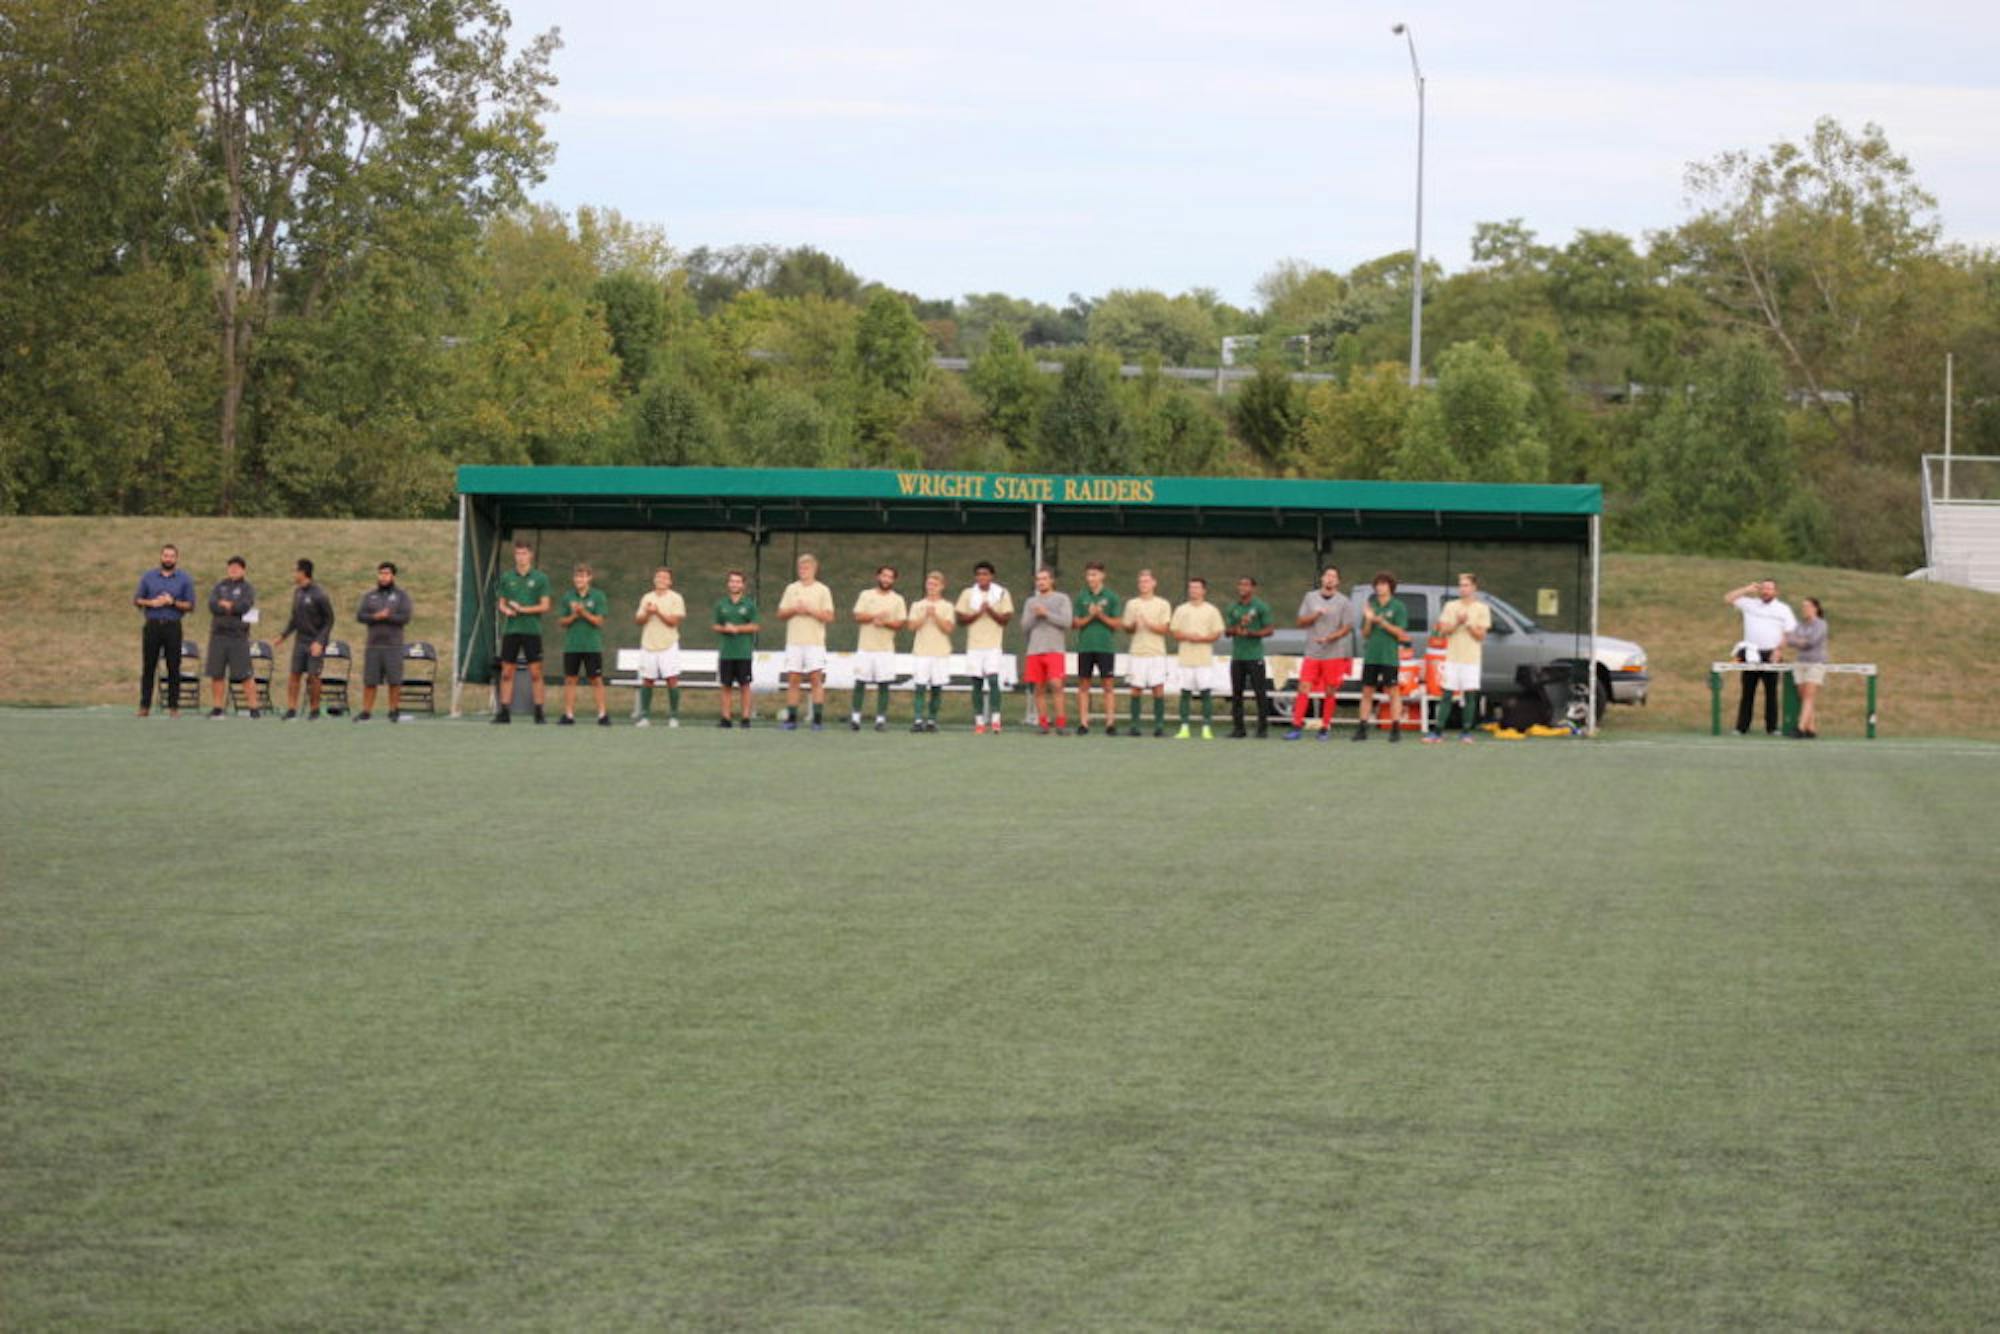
[1020,565,1074,734]
[1285,564,1356,740]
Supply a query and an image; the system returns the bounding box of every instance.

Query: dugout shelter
[453,465,1604,722]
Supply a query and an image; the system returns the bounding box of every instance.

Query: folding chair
[400,642,440,714]
[157,641,201,712]
[228,640,275,713]
[320,640,353,716]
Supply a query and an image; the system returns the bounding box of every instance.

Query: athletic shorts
[499,633,542,666]
[908,655,950,687]
[638,647,681,681]
[1359,661,1398,689]
[782,644,826,675]
[1794,663,1827,686]
[1024,651,1066,685]
[1173,661,1223,694]
[1298,657,1350,692]
[717,657,753,687]
[851,650,897,683]
[963,647,1006,680]
[289,639,326,677]
[1076,651,1116,680]
[364,644,406,687]
[1442,661,1481,693]
[206,635,251,682]
[563,651,604,680]
[1126,655,1169,690]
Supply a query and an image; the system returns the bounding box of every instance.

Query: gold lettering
[896,473,921,496]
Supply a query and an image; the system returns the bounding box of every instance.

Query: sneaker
[597,715,611,728]
[282,709,298,721]
[1283,728,1304,741]
[248,710,262,720]
[1054,719,1068,734]
[974,722,987,735]
[309,709,321,720]
[1351,725,1368,741]
[557,715,575,726]
[782,720,798,731]
[354,712,372,723]
[990,719,1003,735]
[667,718,679,729]
[1200,725,1214,740]
[1422,731,1443,744]
[911,720,926,733]
[1387,725,1402,743]
[1153,726,1166,738]
[492,709,511,725]
[925,719,939,733]
[718,717,734,728]
[1229,727,1248,739]
[533,707,546,724]
[635,717,651,728]
[1077,724,1091,736]
[1316,726,1333,741]
[850,716,862,732]
[387,714,402,725]
[810,721,824,732]
[1460,733,1476,744]
[874,718,886,732]
[1175,724,1191,739]
[1104,725,1118,737]
[1256,727,1269,739]
[737,719,751,729]
[207,708,224,720]
[1038,719,1050,735]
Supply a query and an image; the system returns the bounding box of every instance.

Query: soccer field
[3,711,1997,1330]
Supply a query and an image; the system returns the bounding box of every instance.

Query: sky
[500,0,2000,307]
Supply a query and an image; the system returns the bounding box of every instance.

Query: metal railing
[1924,454,2000,505]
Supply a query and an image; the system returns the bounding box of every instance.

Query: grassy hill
[4,517,1995,737]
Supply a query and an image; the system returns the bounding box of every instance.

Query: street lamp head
[1391,22,1406,34]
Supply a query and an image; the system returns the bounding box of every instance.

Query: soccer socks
[811,702,823,726]
[1129,694,1143,728]
[668,685,681,719]
[851,684,867,717]
[1178,692,1192,723]
[1461,690,1479,734]
[970,678,984,718]
[1291,689,1310,727]
[876,683,891,720]
[1201,691,1214,724]
[639,685,654,717]
[1153,695,1166,726]
[984,675,1001,723]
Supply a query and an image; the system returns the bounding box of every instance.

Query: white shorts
[1126,655,1169,690]
[638,647,682,681]
[1172,661,1225,694]
[909,656,951,687]
[964,647,1006,679]
[1442,661,1481,693]
[852,650,897,683]
[782,644,827,675]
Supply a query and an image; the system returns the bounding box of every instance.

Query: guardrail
[1707,661,1878,738]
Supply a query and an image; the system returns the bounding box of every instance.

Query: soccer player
[1285,565,1354,741]
[1428,571,1490,743]
[275,558,335,720]
[204,556,261,719]
[354,562,413,723]
[711,570,759,728]
[905,570,954,732]
[1224,575,1275,738]
[493,540,552,724]
[633,566,686,728]
[1353,571,1411,743]
[1169,577,1225,739]
[134,543,195,718]
[955,561,1014,734]
[777,552,835,730]
[557,563,611,726]
[1071,561,1122,735]
[1121,568,1173,737]
[849,565,907,732]
[1021,566,1073,734]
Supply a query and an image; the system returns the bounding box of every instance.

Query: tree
[1299,365,1414,479]
[850,290,931,464]
[1086,289,1218,365]
[1254,259,1346,334]
[966,325,1047,456]
[1036,350,1134,474]
[593,271,669,391]
[1230,357,1304,470]
[1393,341,1547,483]
[197,0,559,510]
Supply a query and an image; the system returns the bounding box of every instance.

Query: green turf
[3,709,1997,1330]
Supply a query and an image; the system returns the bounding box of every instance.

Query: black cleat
[282,709,298,721]
[597,714,611,727]
[492,709,511,725]
[556,715,575,726]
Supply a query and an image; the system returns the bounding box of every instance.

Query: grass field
[4,708,1998,1330]
[7,516,1999,736]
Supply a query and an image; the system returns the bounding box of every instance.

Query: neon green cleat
[1200,725,1214,740]
[1175,724,1191,739]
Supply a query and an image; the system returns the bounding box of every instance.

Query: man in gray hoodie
[205,556,261,719]
[1021,566,1073,734]
[354,562,413,723]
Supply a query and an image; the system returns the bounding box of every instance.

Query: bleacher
[1920,454,2000,593]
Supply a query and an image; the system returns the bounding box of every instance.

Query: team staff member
[276,558,335,720]
[1785,597,1829,739]
[1169,577,1225,740]
[1428,572,1489,744]
[1071,561,1122,735]
[1724,578,1797,736]
[849,566,907,732]
[777,552,835,730]
[956,562,1014,735]
[1285,566,1353,740]
[493,540,552,724]
[205,556,262,719]
[354,562,413,723]
[634,567,686,729]
[134,543,195,718]
[905,571,954,732]
[1021,566,1073,734]
[1122,569,1173,737]
[711,570,759,728]
[1225,576,1275,739]
[556,563,611,727]
[1354,571,1410,743]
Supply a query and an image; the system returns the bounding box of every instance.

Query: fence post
[1866,674,1878,739]
[1709,669,1722,736]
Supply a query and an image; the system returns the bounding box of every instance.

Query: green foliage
[1393,341,1548,483]
[1087,289,1219,366]
[1036,350,1135,474]
[593,272,670,391]
[966,326,1048,456]
[623,376,722,467]
[1230,358,1305,471]
[1299,365,1415,479]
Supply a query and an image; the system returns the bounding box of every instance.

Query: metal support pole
[1393,25,1426,388]
[1944,352,1954,500]
[1031,503,1044,576]
[449,493,467,716]
[1866,674,1878,739]
[1709,669,1722,736]
[1587,513,1601,736]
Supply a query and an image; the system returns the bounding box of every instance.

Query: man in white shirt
[1724,578,1798,736]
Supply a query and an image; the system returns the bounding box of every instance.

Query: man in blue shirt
[134,543,195,717]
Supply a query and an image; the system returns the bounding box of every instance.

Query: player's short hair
[573,562,593,576]
[296,558,313,577]
[513,540,533,553]
[1136,566,1155,579]
[876,564,896,577]
[1457,571,1480,588]
[725,568,745,581]
[926,569,945,584]
[1036,565,1055,579]
[797,551,817,566]
[378,561,397,575]
[1085,560,1106,573]
[161,543,178,555]
[655,565,673,577]
[226,555,246,568]
[1238,574,1258,586]
[1321,564,1340,578]
[974,560,995,575]
[1188,576,1208,590]
[1372,570,1397,591]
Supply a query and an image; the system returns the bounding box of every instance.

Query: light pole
[1391,22,1424,388]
